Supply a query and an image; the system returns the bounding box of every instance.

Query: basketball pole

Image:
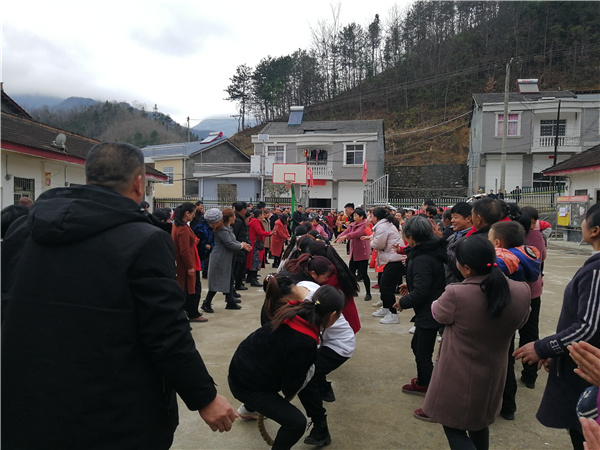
[291,184,296,213]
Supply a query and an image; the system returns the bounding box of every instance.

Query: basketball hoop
[283,175,294,190]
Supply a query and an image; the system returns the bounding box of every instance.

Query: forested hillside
[226,1,600,165]
[29,101,195,147]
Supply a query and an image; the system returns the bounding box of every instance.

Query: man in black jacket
[1,142,237,449]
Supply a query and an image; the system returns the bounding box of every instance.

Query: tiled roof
[2,111,166,180]
[143,137,248,160]
[1,89,32,118]
[259,120,383,136]
[1,111,98,161]
[473,90,576,105]
[543,144,600,175]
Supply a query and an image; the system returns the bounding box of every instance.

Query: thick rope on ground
[257,395,295,446]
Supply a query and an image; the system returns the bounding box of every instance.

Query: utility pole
[552,100,562,196]
[499,58,512,193]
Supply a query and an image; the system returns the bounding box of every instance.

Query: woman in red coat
[171,202,207,322]
[246,209,273,286]
[270,214,291,269]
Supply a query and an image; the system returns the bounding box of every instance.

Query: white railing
[308,164,333,177]
[532,136,580,147]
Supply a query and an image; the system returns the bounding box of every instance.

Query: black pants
[569,428,585,450]
[443,425,489,450]
[349,259,370,296]
[233,256,246,289]
[298,346,349,422]
[380,261,405,312]
[228,378,306,450]
[184,270,202,319]
[519,296,541,384]
[200,254,210,277]
[502,336,517,415]
[411,327,438,386]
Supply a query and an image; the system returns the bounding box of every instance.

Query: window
[217,184,237,202]
[162,166,174,185]
[496,113,520,136]
[540,119,566,137]
[267,145,285,164]
[574,189,588,196]
[14,177,35,204]
[344,144,364,165]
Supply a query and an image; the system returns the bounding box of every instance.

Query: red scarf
[283,315,320,345]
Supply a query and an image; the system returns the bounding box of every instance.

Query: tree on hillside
[225,64,253,131]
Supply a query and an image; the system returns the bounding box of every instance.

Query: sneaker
[372,307,388,317]
[372,284,380,289]
[402,378,428,396]
[414,408,435,422]
[225,303,242,310]
[364,294,372,301]
[380,312,399,324]
[237,404,259,420]
[373,300,383,307]
[409,326,416,334]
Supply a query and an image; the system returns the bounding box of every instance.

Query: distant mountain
[11,94,64,111]
[11,95,99,113]
[192,118,240,139]
[53,97,98,111]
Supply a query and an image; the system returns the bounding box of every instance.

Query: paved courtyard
[172,240,592,449]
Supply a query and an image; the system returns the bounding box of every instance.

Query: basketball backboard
[272,163,307,185]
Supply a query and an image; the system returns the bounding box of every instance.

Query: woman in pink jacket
[270,214,291,269]
[335,208,372,301]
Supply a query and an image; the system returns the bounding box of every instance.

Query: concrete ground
[172,240,593,449]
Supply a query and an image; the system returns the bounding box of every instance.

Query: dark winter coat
[399,236,448,329]
[535,252,600,430]
[228,321,318,398]
[1,185,217,450]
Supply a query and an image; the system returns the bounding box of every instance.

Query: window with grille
[217,184,237,202]
[344,144,364,165]
[13,177,35,204]
[540,119,566,137]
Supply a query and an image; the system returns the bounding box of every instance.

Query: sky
[2,0,412,127]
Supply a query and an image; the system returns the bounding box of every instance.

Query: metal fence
[155,187,564,214]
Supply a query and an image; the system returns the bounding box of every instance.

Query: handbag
[255,240,265,251]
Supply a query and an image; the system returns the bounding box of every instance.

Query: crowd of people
[2,141,600,450]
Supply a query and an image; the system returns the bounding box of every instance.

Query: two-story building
[143,133,259,202]
[250,109,385,210]
[468,80,600,194]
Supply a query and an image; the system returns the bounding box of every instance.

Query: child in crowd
[488,220,541,420]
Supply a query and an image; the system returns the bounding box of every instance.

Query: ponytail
[455,236,511,318]
[262,274,295,321]
[306,240,358,298]
[270,285,345,332]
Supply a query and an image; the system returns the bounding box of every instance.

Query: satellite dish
[52,133,67,150]
[55,133,66,146]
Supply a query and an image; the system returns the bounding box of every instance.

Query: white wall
[484,155,523,192]
[567,170,600,199]
[1,152,85,207]
[336,182,366,209]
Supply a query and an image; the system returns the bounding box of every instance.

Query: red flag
[362,159,368,183]
[307,166,315,187]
